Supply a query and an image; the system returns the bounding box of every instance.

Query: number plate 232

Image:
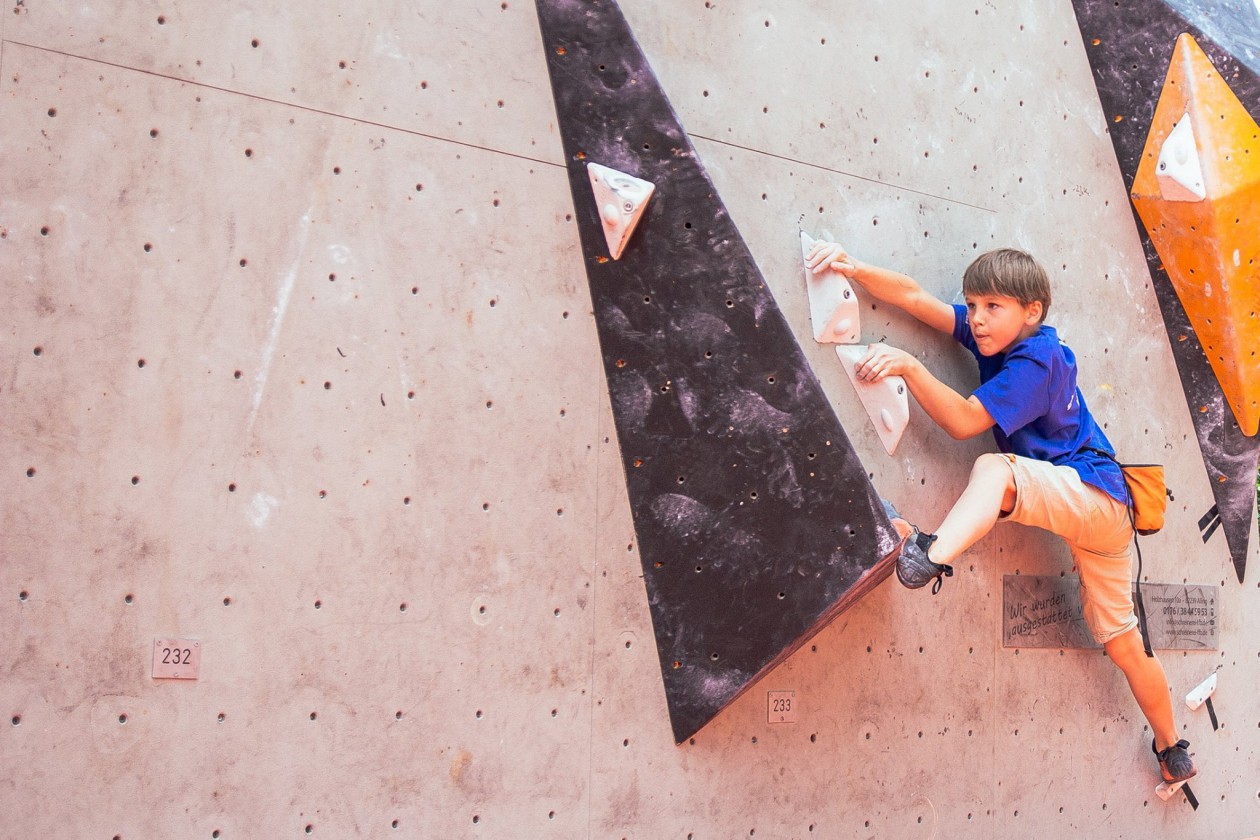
[152,638,201,680]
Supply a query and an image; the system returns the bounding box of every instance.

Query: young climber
[805,242,1196,786]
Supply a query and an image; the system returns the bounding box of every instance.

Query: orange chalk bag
[1118,463,1168,535]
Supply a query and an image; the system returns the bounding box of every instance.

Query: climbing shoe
[1153,738,1196,784]
[896,530,953,593]
[881,500,953,594]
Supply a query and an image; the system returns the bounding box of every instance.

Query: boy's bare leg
[928,453,1018,565]
[1104,627,1180,749]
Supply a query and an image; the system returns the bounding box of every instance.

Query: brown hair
[962,249,1051,323]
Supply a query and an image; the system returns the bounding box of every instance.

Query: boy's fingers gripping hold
[806,241,855,276]
[856,343,914,383]
[856,343,893,382]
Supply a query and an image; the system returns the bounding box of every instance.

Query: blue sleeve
[952,304,972,348]
[972,351,1052,436]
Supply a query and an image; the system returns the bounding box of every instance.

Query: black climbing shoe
[881,500,953,594]
[1153,738,1196,784]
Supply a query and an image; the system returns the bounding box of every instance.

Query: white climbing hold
[800,231,861,344]
[588,162,655,260]
[1185,671,1217,710]
[835,345,909,455]
[1156,113,1207,201]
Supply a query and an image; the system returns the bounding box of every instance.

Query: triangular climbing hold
[835,345,910,456]
[1156,113,1207,201]
[587,162,655,260]
[800,232,861,344]
[1130,33,1260,436]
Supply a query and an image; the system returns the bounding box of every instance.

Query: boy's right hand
[805,241,859,277]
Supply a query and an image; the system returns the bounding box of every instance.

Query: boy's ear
[1025,300,1044,324]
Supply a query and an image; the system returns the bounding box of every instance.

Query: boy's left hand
[854,343,918,383]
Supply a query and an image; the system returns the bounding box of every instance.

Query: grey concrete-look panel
[1,1,1257,838]
[4,1,563,165]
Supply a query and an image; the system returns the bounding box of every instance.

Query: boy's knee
[971,453,1014,484]
[970,453,1017,511]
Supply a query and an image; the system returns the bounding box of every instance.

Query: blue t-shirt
[952,304,1126,504]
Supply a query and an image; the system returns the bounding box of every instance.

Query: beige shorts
[998,454,1138,644]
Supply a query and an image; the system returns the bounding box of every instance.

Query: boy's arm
[806,242,955,334]
[855,343,996,440]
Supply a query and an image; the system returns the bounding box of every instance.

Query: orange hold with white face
[1130,33,1260,436]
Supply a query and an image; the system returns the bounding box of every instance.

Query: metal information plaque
[1141,583,1219,650]
[1002,576,1218,650]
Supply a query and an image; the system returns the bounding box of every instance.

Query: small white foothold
[602,203,620,226]
[880,408,895,431]
[1186,671,1217,710]
[1156,113,1207,201]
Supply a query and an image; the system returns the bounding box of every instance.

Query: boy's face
[964,293,1044,356]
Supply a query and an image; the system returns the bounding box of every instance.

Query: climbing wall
[1,1,1257,838]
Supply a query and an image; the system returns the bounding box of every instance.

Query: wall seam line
[2,38,566,170]
[691,132,998,214]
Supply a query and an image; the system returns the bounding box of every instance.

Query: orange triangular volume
[1130,33,1260,436]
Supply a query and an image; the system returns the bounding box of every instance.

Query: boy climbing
[805,243,1196,787]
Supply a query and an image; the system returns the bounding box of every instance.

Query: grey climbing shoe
[1154,738,1196,784]
[896,530,953,593]
[881,500,953,594]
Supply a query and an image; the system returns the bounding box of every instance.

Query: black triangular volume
[1070,0,1257,583]
[535,0,900,742]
